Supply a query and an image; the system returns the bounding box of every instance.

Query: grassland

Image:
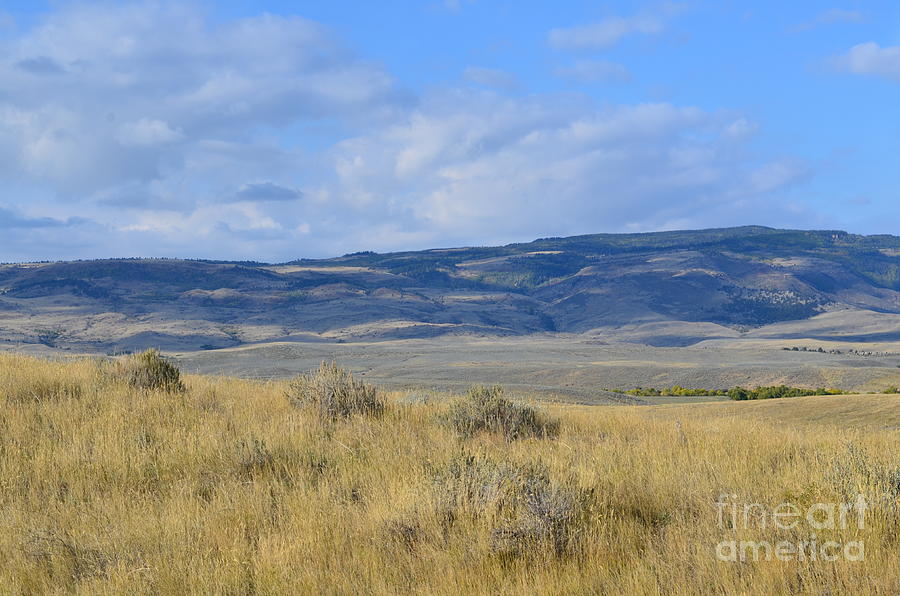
[174,335,900,403]
[643,392,900,430]
[1,353,899,594]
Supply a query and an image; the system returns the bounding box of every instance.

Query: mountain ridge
[1,226,898,352]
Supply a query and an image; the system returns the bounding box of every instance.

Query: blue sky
[0,1,897,262]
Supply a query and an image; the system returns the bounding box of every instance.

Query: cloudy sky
[0,1,898,262]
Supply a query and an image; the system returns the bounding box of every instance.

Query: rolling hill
[1,226,899,353]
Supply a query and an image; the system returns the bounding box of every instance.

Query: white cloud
[443,0,476,11]
[0,205,70,229]
[115,118,184,147]
[814,8,864,24]
[15,56,66,75]
[723,117,758,140]
[463,66,518,90]
[548,3,686,50]
[0,2,816,262]
[794,8,864,31]
[324,91,808,248]
[232,182,304,203]
[746,159,809,193]
[554,60,631,83]
[0,2,397,198]
[834,42,900,81]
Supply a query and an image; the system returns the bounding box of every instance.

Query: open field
[642,393,900,429]
[172,335,900,403]
[1,353,899,594]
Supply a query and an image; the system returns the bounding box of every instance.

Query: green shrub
[620,386,727,397]
[115,349,185,393]
[727,387,750,401]
[444,385,559,440]
[286,362,384,420]
[726,385,843,401]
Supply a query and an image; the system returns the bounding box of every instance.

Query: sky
[0,1,898,262]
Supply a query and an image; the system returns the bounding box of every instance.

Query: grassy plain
[0,353,899,594]
[173,334,900,403]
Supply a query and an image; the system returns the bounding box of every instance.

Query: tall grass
[0,353,898,593]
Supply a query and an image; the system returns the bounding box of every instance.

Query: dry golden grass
[642,392,900,430]
[0,353,899,594]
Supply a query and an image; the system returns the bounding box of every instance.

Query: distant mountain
[1,226,899,351]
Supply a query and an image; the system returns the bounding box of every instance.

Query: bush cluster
[727,385,841,401]
[444,385,559,440]
[617,386,726,397]
[286,362,384,420]
[612,384,848,401]
[433,454,591,558]
[830,444,900,501]
[114,349,185,393]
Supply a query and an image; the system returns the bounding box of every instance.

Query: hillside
[1,226,899,352]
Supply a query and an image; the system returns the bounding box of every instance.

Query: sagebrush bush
[286,361,384,420]
[24,528,110,581]
[830,443,900,501]
[114,349,185,393]
[445,385,559,440]
[433,454,591,558]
